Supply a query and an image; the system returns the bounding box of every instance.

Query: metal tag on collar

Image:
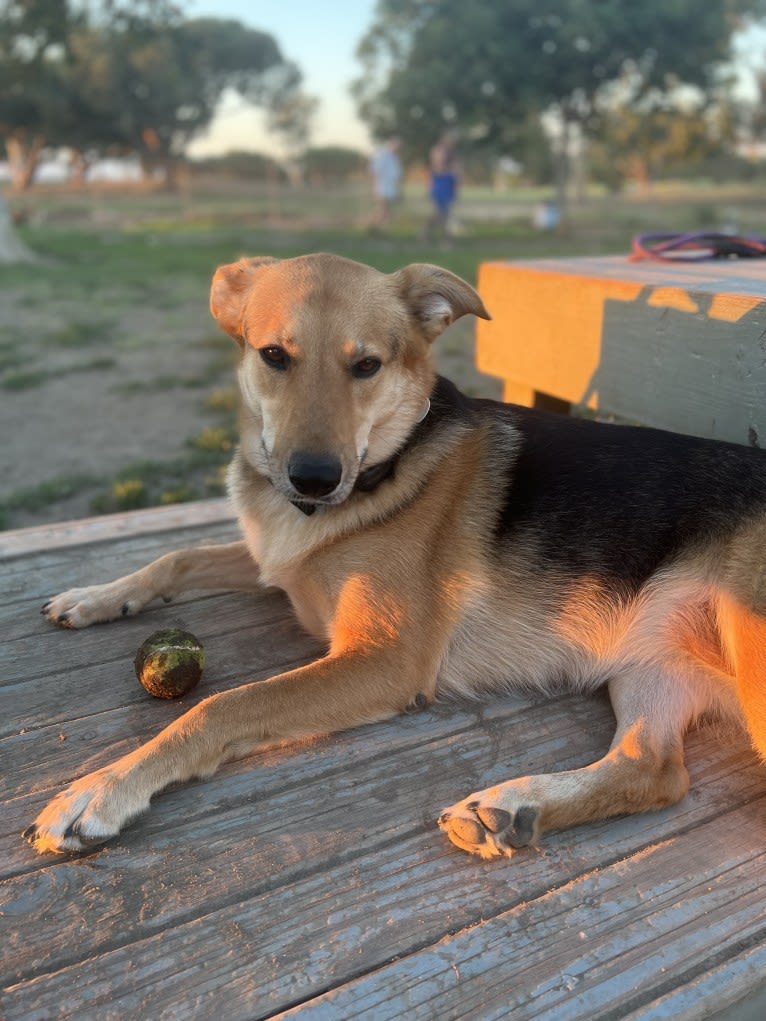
[416,398,431,423]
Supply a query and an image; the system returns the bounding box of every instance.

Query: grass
[1,357,118,391]
[111,374,215,394]
[89,449,230,514]
[3,176,766,529]
[48,319,115,347]
[188,425,237,453]
[2,369,50,391]
[0,473,101,529]
[203,387,238,412]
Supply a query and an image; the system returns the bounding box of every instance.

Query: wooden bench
[3,497,766,1019]
[477,255,766,445]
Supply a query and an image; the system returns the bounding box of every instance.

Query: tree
[354,0,766,212]
[301,146,368,185]
[589,99,735,192]
[65,8,314,187]
[267,90,319,161]
[738,68,766,152]
[0,0,80,189]
[0,1,316,189]
[190,150,288,183]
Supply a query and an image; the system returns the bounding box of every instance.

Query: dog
[25,252,766,859]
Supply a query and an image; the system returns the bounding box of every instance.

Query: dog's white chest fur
[241,506,310,586]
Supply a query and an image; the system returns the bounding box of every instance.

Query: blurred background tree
[354,0,766,212]
[589,100,736,193]
[190,150,289,183]
[0,0,316,190]
[4,0,766,204]
[301,145,368,186]
[0,0,78,189]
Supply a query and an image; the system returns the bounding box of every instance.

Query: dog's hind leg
[439,666,698,859]
[42,541,260,628]
[717,593,766,758]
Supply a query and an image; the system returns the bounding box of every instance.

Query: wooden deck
[3,500,766,1020]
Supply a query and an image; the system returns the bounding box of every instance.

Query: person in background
[369,136,403,230]
[424,131,459,241]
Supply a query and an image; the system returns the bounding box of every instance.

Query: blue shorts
[430,173,457,212]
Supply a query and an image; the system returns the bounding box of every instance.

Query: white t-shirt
[370,147,402,200]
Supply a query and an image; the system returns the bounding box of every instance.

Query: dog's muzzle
[287,452,343,499]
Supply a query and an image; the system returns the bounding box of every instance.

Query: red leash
[630,231,766,262]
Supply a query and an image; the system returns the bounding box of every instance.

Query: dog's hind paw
[438,787,541,859]
[23,767,149,855]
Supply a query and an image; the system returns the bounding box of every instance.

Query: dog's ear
[393,263,491,342]
[210,256,279,341]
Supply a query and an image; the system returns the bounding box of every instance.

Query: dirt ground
[0,276,235,528]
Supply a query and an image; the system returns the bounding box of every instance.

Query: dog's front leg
[24,648,433,855]
[439,666,696,859]
[42,541,260,628]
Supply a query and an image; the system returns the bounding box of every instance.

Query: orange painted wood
[477,256,766,445]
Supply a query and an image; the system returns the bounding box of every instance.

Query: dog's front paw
[438,785,541,859]
[23,767,150,855]
[41,582,151,628]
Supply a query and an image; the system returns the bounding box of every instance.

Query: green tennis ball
[134,628,205,699]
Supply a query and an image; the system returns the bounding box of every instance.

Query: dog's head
[210,252,489,507]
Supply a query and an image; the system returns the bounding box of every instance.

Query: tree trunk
[629,153,651,196]
[553,117,571,229]
[5,136,45,192]
[159,155,179,192]
[68,149,91,189]
[0,192,37,263]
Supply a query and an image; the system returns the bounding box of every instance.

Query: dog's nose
[287,452,343,498]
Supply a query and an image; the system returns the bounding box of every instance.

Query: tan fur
[26,253,766,861]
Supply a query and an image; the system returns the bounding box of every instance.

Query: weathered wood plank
[4,514,766,1021]
[0,518,241,603]
[3,699,611,976]
[4,698,763,1006]
[620,941,766,1021]
[271,802,766,1021]
[2,593,286,683]
[0,498,234,558]
[0,596,318,739]
[4,694,609,875]
[4,744,764,1021]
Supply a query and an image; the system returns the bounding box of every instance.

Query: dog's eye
[351,357,382,379]
[259,346,290,371]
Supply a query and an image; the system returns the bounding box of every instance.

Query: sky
[184,0,379,157]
